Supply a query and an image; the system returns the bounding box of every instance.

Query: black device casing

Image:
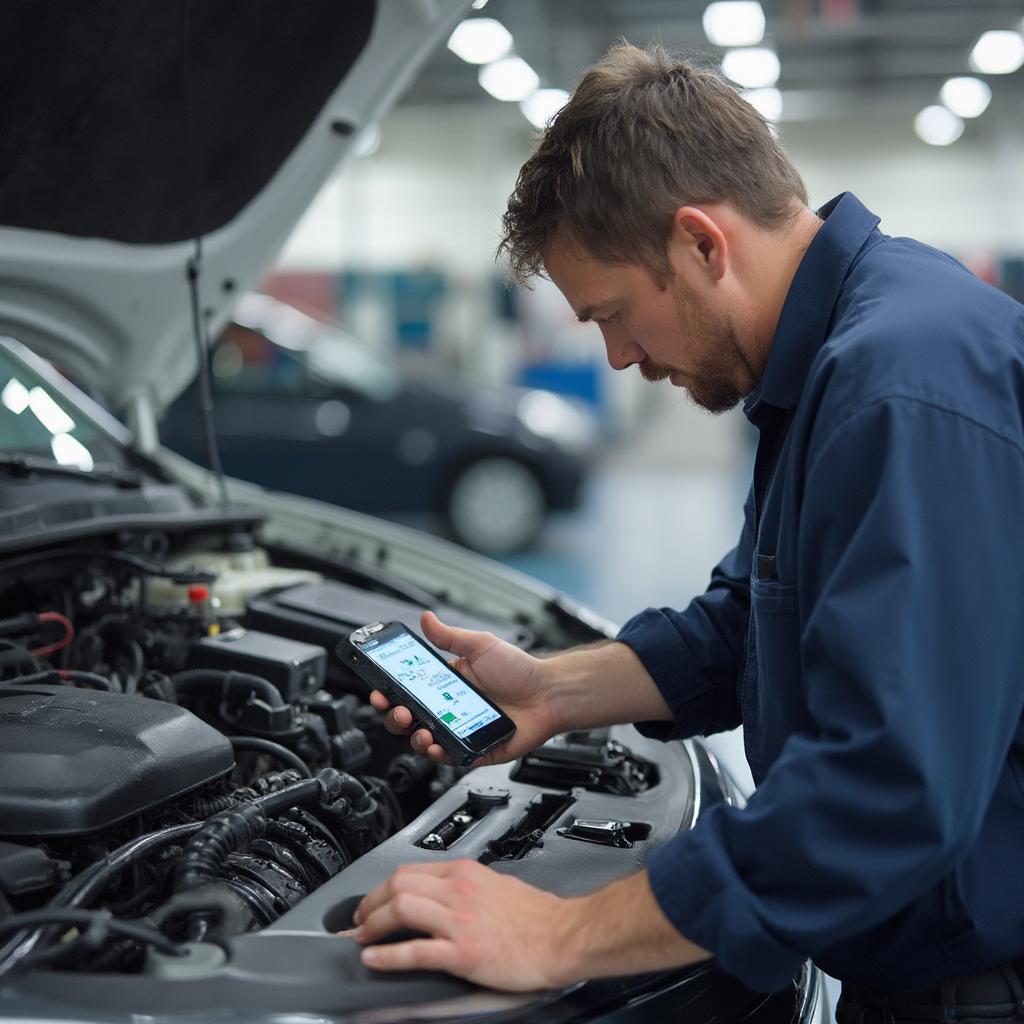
[342,622,515,766]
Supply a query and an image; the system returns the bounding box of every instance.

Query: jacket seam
[807,391,1024,480]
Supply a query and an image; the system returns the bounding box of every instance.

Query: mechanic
[350,43,1024,1022]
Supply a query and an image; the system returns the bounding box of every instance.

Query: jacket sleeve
[643,396,1024,990]
[616,488,754,740]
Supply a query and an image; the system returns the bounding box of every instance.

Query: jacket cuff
[617,608,709,741]
[646,807,805,992]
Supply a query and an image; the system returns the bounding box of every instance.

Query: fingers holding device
[345,620,516,767]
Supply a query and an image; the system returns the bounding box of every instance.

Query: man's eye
[597,312,621,325]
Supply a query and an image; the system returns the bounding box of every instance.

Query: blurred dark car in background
[162,294,598,554]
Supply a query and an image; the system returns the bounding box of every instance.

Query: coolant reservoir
[143,548,322,618]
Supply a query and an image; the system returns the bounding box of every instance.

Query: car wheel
[445,457,548,555]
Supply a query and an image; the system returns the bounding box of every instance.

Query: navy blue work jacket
[618,193,1024,993]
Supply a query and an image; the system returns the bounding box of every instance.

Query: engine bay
[0,518,669,984]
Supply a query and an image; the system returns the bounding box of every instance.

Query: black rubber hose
[5,669,117,692]
[174,770,344,893]
[0,549,215,584]
[387,752,435,793]
[174,804,267,894]
[0,820,204,975]
[172,669,286,709]
[139,670,177,703]
[0,909,183,965]
[227,736,311,779]
[123,639,145,695]
[254,769,345,816]
[0,613,40,638]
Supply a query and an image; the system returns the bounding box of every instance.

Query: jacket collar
[744,192,881,421]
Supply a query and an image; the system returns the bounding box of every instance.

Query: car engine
[0,522,545,976]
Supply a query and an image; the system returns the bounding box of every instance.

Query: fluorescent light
[51,433,93,471]
[1,378,29,414]
[743,86,782,121]
[914,105,964,146]
[28,387,74,435]
[940,77,992,118]
[520,88,570,129]
[703,2,766,47]
[479,56,539,102]
[471,0,490,8]
[447,18,512,65]
[722,47,780,88]
[969,30,1024,74]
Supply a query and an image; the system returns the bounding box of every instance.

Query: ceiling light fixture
[28,387,74,435]
[702,2,766,47]
[1,378,29,415]
[446,18,512,65]
[479,56,539,102]
[51,433,94,471]
[743,86,783,121]
[722,47,780,88]
[940,77,992,119]
[914,105,964,146]
[969,30,1024,75]
[520,88,570,129]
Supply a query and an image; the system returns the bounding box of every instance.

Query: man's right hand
[368,610,563,766]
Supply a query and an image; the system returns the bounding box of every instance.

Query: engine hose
[386,752,435,793]
[254,768,345,816]
[332,771,374,813]
[172,669,286,709]
[0,822,202,975]
[227,736,312,779]
[4,669,117,692]
[191,791,237,817]
[362,775,405,833]
[174,804,267,894]
[123,639,144,695]
[175,769,345,893]
[139,670,177,703]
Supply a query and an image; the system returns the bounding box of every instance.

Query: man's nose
[602,328,644,371]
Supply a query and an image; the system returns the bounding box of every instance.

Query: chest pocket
[740,569,803,784]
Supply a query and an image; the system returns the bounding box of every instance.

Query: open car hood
[0,0,468,414]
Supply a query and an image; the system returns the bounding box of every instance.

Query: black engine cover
[0,684,234,837]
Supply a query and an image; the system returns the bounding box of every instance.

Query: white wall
[782,105,1024,256]
[279,96,1024,276]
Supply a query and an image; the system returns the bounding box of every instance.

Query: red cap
[187,585,210,603]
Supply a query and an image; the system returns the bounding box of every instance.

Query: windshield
[0,345,129,469]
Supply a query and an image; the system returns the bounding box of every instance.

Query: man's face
[544,238,756,414]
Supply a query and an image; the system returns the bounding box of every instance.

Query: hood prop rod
[182,0,228,509]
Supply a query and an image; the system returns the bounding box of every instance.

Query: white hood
[0,0,468,414]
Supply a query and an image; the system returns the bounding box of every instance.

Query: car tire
[445,456,548,555]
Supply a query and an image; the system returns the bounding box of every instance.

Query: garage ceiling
[401,0,1024,120]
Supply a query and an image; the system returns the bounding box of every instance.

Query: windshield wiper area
[0,454,142,489]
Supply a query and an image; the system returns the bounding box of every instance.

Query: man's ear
[668,206,728,282]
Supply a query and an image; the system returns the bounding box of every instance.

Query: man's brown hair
[498,42,808,285]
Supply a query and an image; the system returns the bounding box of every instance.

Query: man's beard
[639,286,754,415]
